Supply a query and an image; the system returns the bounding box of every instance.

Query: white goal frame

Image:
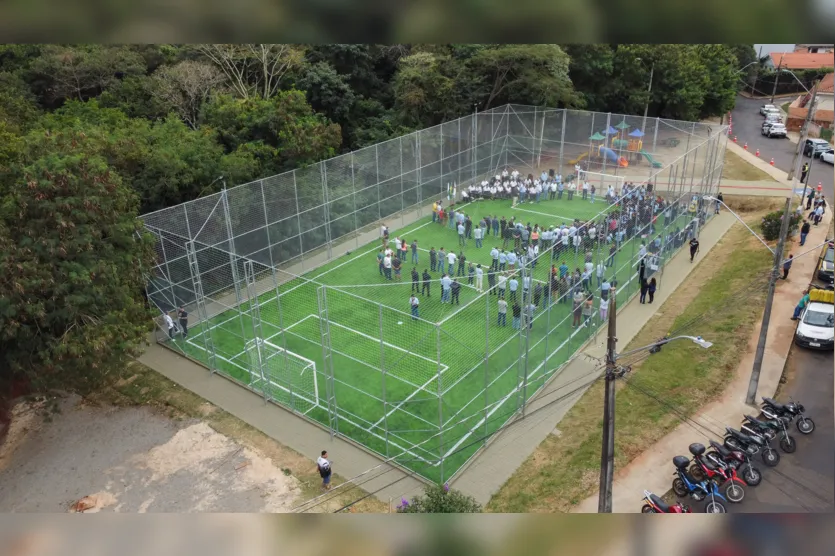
[576,170,625,194]
[246,337,320,412]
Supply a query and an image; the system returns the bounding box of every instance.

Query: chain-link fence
[143,104,729,484]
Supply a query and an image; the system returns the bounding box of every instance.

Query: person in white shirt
[566,179,576,200]
[568,224,577,237]
[475,264,484,292]
[596,261,605,287]
[474,225,483,248]
[535,181,543,203]
[394,237,402,251]
[502,168,509,181]
[549,180,557,200]
[574,163,583,181]
[163,312,176,339]
[383,254,393,280]
[555,173,562,184]
[511,169,519,180]
[447,250,457,270]
[582,181,589,201]
[498,273,508,298]
[316,450,332,490]
[573,233,581,254]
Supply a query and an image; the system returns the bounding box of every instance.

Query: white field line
[185,336,431,460]
[512,206,575,221]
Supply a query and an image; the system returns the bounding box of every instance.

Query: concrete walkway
[572,209,833,513]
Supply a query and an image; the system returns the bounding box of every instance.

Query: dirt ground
[0,395,302,513]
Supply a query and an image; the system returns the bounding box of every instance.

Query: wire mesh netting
[143,105,729,483]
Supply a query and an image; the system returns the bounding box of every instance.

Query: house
[767,52,835,70]
[786,73,835,133]
[793,44,834,54]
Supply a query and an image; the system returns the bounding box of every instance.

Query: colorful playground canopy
[604,126,618,135]
[589,132,606,141]
[629,129,645,137]
[615,121,630,130]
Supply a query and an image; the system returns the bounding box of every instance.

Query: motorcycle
[724,427,780,467]
[760,397,815,435]
[686,443,746,502]
[671,455,727,513]
[742,414,797,453]
[641,490,691,513]
[705,439,762,487]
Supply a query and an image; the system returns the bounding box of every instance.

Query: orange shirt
[531,232,539,240]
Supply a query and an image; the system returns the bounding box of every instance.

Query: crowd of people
[377,166,711,328]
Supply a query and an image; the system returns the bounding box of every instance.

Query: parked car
[764,113,782,125]
[794,298,834,350]
[763,108,782,119]
[760,104,777,115]
[762,123,787,138]
[817,243,834,286]
[822,149,834,165]
[803,138,830,158]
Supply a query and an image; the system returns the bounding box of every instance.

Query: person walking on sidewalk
[316,451,332,490]
[599,293,610,322]
[800,220,811,246]
[648,278,657,304]
[689,236,700,263]
[639,278,649,304]
[782,254,793,280]
[715,192,723,214]
[177,306,189,338]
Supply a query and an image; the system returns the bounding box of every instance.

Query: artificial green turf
[167,195,704,482]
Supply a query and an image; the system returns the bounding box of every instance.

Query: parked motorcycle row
[641,397,816,514]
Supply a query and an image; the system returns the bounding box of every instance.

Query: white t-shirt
[394,238,402,250]
[164,314,174,329]
[476,267,483,277]
[447,252,457,266]
[317,456,330,474]
[410,297,419,307]
[383,256,392,269]
[381,225,387,237]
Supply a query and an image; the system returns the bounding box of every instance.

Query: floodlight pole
[642,63,654,135]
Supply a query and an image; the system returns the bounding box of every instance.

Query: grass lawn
[722,149,780,182]
[88,361,387,512]
[486,203,777,512]
[164,193,708,483]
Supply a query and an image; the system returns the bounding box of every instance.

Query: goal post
[246,337,320,414]
[576,170,625,196]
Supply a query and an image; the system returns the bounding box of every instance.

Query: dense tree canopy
[0,43,748,394]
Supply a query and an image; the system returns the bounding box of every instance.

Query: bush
[396,483,482,513]
[820,128,833,143]
[760,210,801,241]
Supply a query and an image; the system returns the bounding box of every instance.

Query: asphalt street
[730,95,834,204]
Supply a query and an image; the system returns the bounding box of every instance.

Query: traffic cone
[744,142,748,150]
[818,182,822,192]
[755,149,760,157]
[733,136,737,143]
[769,158,774,166]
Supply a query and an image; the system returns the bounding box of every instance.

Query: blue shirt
[441,276,452,290]
[499,253,507,263]
[559,263,568,277]
[509,279,518,291]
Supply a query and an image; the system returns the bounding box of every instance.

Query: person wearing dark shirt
[429,247,437,271]
[511,303,522,329]
[689,237,700,263]
[422,269,432,296]
[177,306,189,338]
[465,216,473,239]
[458,252,467,277]
[487,268,497,295]
[451,279,462,305]
[411,267,420,293]
[800,221,811,246]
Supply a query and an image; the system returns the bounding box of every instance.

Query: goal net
[246,337,320,414]
[577,171,625,196]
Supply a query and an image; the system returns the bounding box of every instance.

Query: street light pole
[746,196,792,405]
[598,288,617,513]
[793,81,819,187]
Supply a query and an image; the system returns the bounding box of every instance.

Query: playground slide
[639,149,663,168]
[599,147,629,168]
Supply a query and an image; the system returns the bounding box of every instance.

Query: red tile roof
[771,52,834,70]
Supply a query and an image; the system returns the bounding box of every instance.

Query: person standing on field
[410,294,420,320]
[178,306,188,338]
[411,240,419,264]
[411,267,420,293]
[316,450,332,490]
[497,298,508,326]
[164,311,176,339]
[475,264,484,292]
[451,279,462,305]
[422,269,431,296]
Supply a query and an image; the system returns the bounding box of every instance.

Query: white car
[762,123,787,138]
[760,104,777,115]
[763,108,781,119]
[795,301,834,350]
[822,149,834,165]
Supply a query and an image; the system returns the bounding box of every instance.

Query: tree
[196,44,305,99]
[562,44,614,111]
[0,132,156,393]
[469,44,577,109]
[27,45,146,104]
[98,75,168,120]
[392,51,457,128]
[151,60,227,129]
[396,483,482,513]
[202,91,342,174]
[697,45,739,118]
[294,61,356,126]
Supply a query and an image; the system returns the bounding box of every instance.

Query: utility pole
[770,60,782,104]
[598,288,617,513]
[791,81,819,183]
[751,45,763,96]
[746,196,792,405]
[641,63,654,135]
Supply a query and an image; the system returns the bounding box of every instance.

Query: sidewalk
[572,208,833,513]
[449,211,737,504]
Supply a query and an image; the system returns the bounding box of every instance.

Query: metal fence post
[292,171,304,270]
[436,325,444,482]
[483,294,490,446]
[652,117,660,154]
[220,188,250,346]
[379,303,390,457]
[321,163,333,260]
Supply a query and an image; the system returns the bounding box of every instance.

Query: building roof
[818,73,834,94]
[770,52,835,70]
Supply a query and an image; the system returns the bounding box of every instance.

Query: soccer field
[166,193,703,482]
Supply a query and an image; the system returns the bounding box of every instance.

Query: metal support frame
[379,303,390,456]
[436,325,444,481]
[652,117,659,154]
[559,109,567,175]
[243,260,269,403]
[185,239,217,373]
[317,286,339,437]
[220,187,250,346]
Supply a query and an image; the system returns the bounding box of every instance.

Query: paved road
[727,344,834,513]
[731,95,834,204]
